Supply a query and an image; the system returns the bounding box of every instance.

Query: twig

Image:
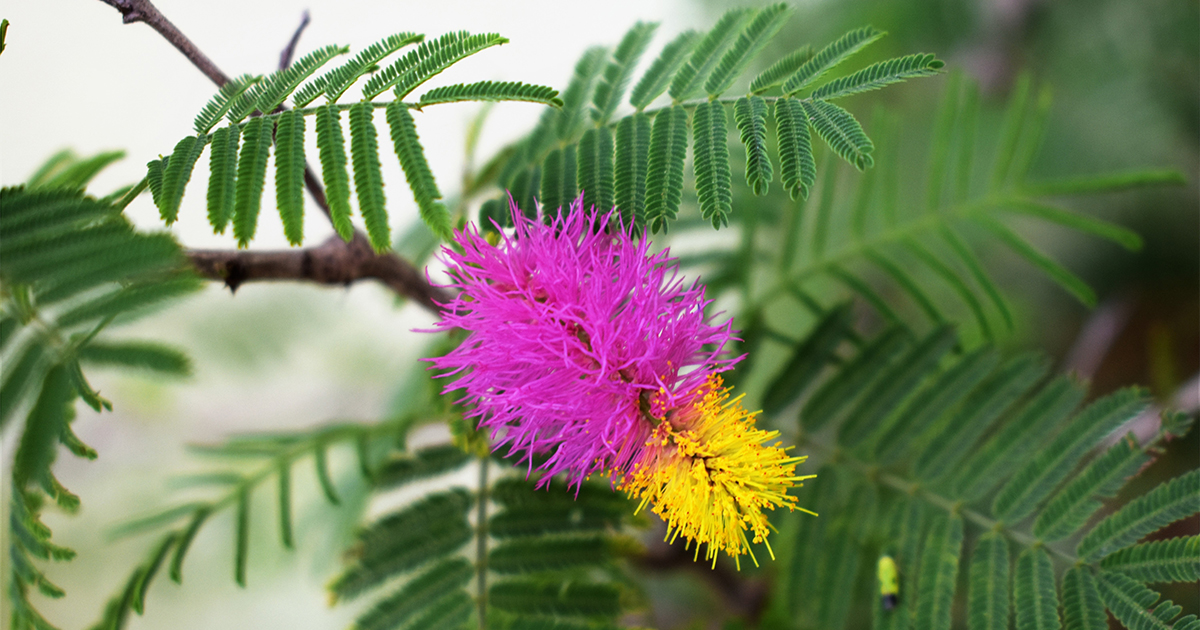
[187,233,453,313]
[98,0,449,314]
[279,11,310,71]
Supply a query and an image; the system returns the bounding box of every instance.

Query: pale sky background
[0,1,729,628]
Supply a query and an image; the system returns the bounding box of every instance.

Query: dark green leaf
[692,100,733,227]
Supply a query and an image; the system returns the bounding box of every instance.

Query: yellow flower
[615,376,816,568]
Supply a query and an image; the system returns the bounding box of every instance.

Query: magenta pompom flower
[426,195,738,485]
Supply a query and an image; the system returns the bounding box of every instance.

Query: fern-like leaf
[254,44,348,114]
[1033,434,1148,541]
[193,74,259,134]
[1100,536,1200,584]
[1077,469,1200,562]
[761,302,851,416]
[776,97,816,200]
[1097,571,1188,630]
[577,126,615,214]
[78,341,191,376]
[232,116,273,247]
[913,513,963,630]
[1062,567,1107,630]
[644,105,689,232]
[352,558,473,630]
[801,327,910,431]
[294,32,423,106]
[704,3,790,98]
[592,21,658,125]
[158,135,207,225]
[692,100,733,227]
[555,46,609,143]
[749,45,813,94]
[995,199,1143,251]
[418,81,562,107]
[387,103,452,242]
[629,30,700,110]
[811,53,943,101]
[734,96,773,196]
[668,7,754,101]
[1014,547,1061,630]
[991,388,1149,523]
[348,103,390,250]
[539,146,578,217]
[974,212,1097,307]
[315,105,354,241]
[273,109,306,245]
[802,99,874,170]
[967,533,1010,630]
[373,31,507,100]
[205,125,240,234]
[782,26,885,95]
[614,113,650,227]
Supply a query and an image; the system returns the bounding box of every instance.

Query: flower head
[616,375,816,568]
[427,195,737,484]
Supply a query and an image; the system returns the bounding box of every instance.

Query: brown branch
[188,234,453,313]
[279,11,311,71]
[99,0,449,315]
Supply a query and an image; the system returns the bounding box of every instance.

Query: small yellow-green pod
[878,555,899,610]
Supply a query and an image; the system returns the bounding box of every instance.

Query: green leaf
[540,146,578,218]
[1033,434,1148,541]
[815,483,876,629]
[489,536,610,574]
[277,460,293,549]
[840,325,956,448]
[489,580,621,619]
[386,103,451,242]
[761,302,851,416]
[489,500,627,538]
[374,444,472,488]
[1062,567,1107,630]
[776,97,816,200]
[1077,469,1200,562]
[35,150,127,192]
[55,277,201,330]
[803,99,874,170]
[158,135,207,225]
[352,558,473,630]
[692,100,733,227]
[902,237,995,341]
[205,125,240,234]
[234,487,250,586]
[811,53,943,101]
[990,74,1031,190]
[614,113,649,227]
[827,264,904,324]
[994,199,1143,251]
[865,251,946,325]
[294,32,423,106]
[954,375,1086,501]
[312,442,340,505]
[1097,571,1186,630]
[938,225,1015,332]
[273,109,307,245]
[734,96,773,196]
[992,388,1149,524]
[418,80,562,107]
[78,341,191,376]
[1014,547,1061,630]
[967,533,1010,630]
[629,30,700,109]
[13,364,71,487]
[704,3,790,98]
[577,126,615,214]
[875,346,999,464]
[194,74,259,134]
[132,533,177,615]
[800,327,910,431]
[669,7,754,101]
[169,508,209,583]
[373,31,508,100]
[913,513,963,630]
[0,342,47,430]
[874,496,925,630]
[592,21,658,124]
[349,102,389,250]
[557,46,609,142]
[644,105,689,233]
[913,353,1048,482]
[315,105,354,241]
[749,45,813,94]
[1021,170,1187,196]
[782,26,884,95]
[1100,536,1200,584]
[146,156,166,211]
[232,116,274,247]
[255,44,347,114]
[404,590,472,630]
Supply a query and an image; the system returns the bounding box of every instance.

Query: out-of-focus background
[0,0,1196,628]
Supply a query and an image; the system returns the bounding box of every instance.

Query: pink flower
[426,194,738,485]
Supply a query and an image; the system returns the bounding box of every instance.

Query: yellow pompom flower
[615,376,816,568]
